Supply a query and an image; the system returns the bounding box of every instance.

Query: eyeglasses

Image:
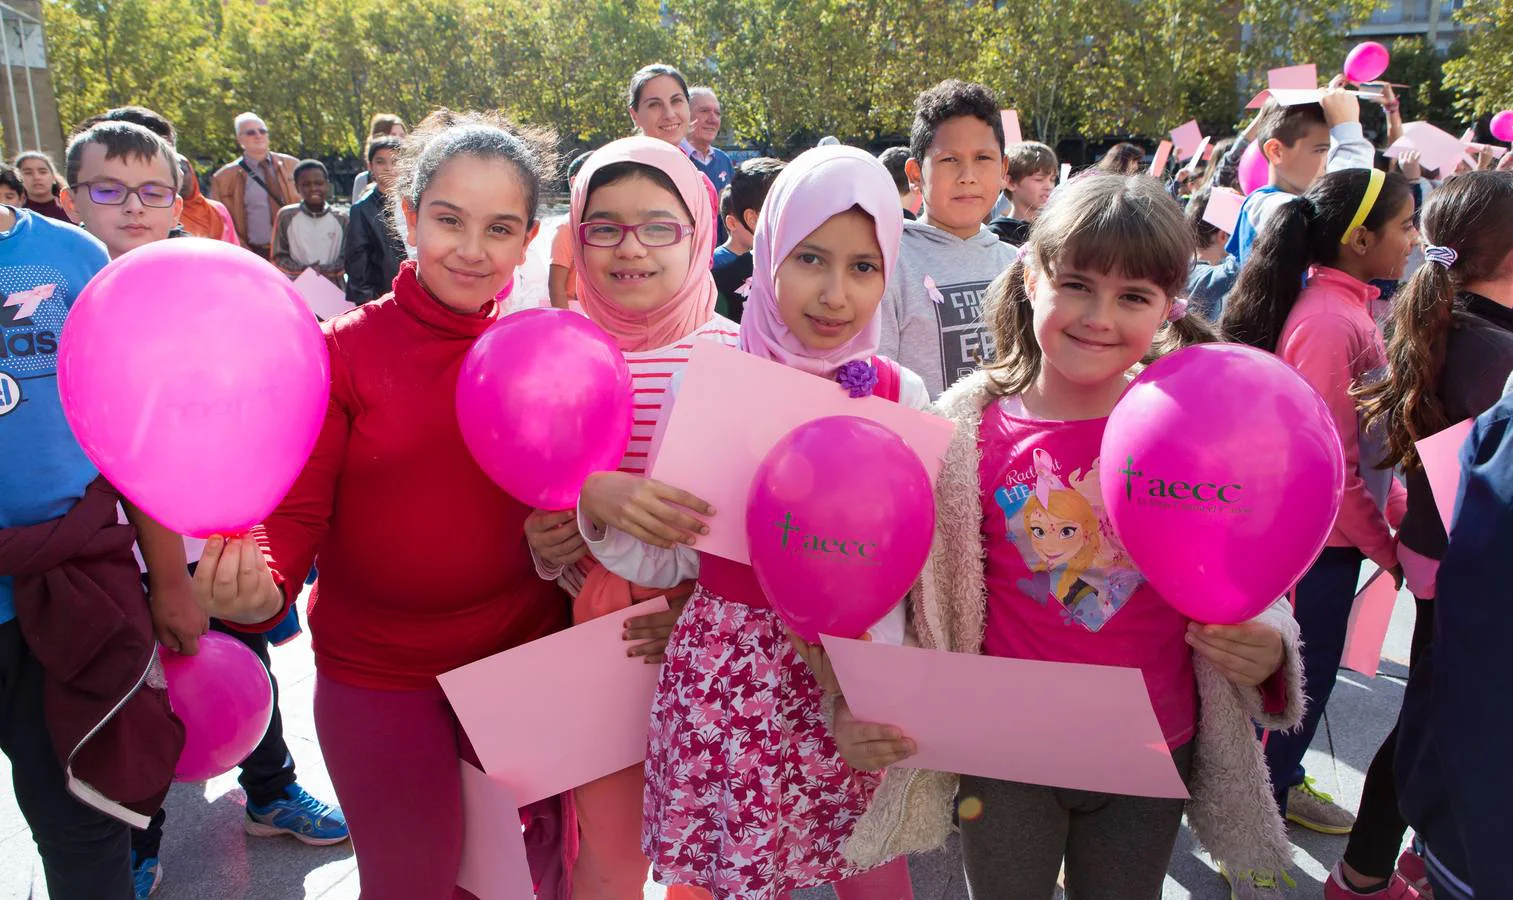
[240,128,269,137]
[578,220,691,248]
[71,180,178,208]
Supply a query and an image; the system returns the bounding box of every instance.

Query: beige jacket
[209,152,300,247]
[843,368,1307,876]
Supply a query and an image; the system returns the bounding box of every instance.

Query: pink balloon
[1344,41,1391,84]
[161,633,274,782]
[58,239,329,538]
[1491,110,1513,144]
[1238,141,1269,195]
[747,416,935,642]
[1100,344,1345,625]
[457,308,632,509]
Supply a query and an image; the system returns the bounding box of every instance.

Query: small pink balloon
[1344,41,1391,84]
[747,416,935,642]
[1491,110,1513,144]
[1237,141,1269,195]
[161,633,274,782]
[1100,344,1345,625]
[58,239,330,538]
[457,308,632,509]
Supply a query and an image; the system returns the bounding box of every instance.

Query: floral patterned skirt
[642,585,880,900]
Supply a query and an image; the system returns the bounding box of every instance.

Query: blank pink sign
[457,763,535,900]
[1416,419,1473,531]
[1170,120,1203,161]
[292,267,354,320]
[1202,188,1246,235]
[1147,140,1173,177]
[1342,568,1397,677]
[439,597,668,806]
[824,637,1189,799]
[649,342,955,563]
[1001,110,1023,145]
[1268,64,1318,91]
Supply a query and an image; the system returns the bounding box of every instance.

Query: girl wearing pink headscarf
[527,136,738,899]
[574,146,922,899]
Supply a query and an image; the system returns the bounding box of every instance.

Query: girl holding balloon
[1334,170,1513,899]
[1221,168,1417,840]
[200,112,582,900]
[525,135,740,899]
[836,174,1306,899]
[576,146,922,899]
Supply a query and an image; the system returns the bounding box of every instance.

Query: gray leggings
[958,741,1195,900]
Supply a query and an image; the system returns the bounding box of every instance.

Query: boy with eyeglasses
[0,119,191,899]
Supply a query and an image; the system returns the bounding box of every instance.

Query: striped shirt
[619,315,741,475]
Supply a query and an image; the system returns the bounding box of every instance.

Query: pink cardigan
[1278,267,1405,570]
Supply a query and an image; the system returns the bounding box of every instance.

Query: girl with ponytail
[1220,168,1419,847]
[1331,170,1513,898]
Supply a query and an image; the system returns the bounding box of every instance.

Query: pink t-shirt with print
[979,396,1197,748]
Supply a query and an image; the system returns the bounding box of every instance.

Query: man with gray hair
[211,112,300,257]
[683,87,733,244]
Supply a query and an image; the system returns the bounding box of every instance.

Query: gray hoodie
[879,219,1019,398]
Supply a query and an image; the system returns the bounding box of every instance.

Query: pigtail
[1143,310,1222,366]
[1355,263,1456,470]
[982,260,1042,396]
[1219,196,1316,352]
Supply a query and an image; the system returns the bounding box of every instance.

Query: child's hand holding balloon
[191,536,285,626]
[524,509,588,568]
[784,626,871,696]
[580,471,714,550]
[832,698,916,772]
[1185,620,1285,687]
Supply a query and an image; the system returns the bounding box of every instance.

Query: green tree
[1442,0,1513,119]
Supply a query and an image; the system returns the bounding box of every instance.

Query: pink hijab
[570,136,719,352]
[737,146,904,378]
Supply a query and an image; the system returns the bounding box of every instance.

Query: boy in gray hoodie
[880,80,1019,398]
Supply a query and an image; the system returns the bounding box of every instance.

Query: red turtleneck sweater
[254,262,567,690]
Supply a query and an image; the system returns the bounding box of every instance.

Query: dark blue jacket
[1397,392,1513,899]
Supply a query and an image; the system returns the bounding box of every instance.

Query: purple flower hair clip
[836,359,878,398]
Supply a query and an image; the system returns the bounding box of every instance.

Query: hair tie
[1340,168,1386,246]
[1424,245,1458,268]
[1167,297,1189,322]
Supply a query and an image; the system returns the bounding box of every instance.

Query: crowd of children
[3,57,1513,900]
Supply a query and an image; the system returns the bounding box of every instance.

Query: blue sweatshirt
[1396,391,1513,899]
[0,208,111,624]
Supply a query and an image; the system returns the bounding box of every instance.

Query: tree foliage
[41,0,1469,168]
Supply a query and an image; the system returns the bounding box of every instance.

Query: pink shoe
[1395,849,1435,899]
[1324,864,1424,899]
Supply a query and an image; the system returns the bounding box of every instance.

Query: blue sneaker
[244,784,349,846]
[130,852,161,899]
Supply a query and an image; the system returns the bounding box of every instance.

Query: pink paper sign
[1246,88,1323,110]
[457,763,536,900]
[1001,110,1023,145]
[1202,187,1246,235]
[1147,140,1173,177]
[824,637,1189,799]
[1170,120,1204,162]
[1268,64,1319,91]
[1342,568,1398,677]
[649,342,955,563]
[292,267,354,320]
[1182,137,1213,175]
[1059,162,1072,183]
[1416,419,1473,532]
[1388,122,1477,176]
[439,597,668,806]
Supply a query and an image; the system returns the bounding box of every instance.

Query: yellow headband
[1341,168,1386,245]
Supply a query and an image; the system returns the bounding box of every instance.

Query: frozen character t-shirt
[978,395,1197,747]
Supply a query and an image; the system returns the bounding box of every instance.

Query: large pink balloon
[457,309,632,509]
[747,416,935,642]
[1100,344,1345,624]
[1238,141,1269,195]
[161,633,274,782]
[1491,110,1513,143]
[58,239,329,538]
[1344,41,1391,84]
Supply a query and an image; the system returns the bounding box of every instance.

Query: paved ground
[0,573,1418,899]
